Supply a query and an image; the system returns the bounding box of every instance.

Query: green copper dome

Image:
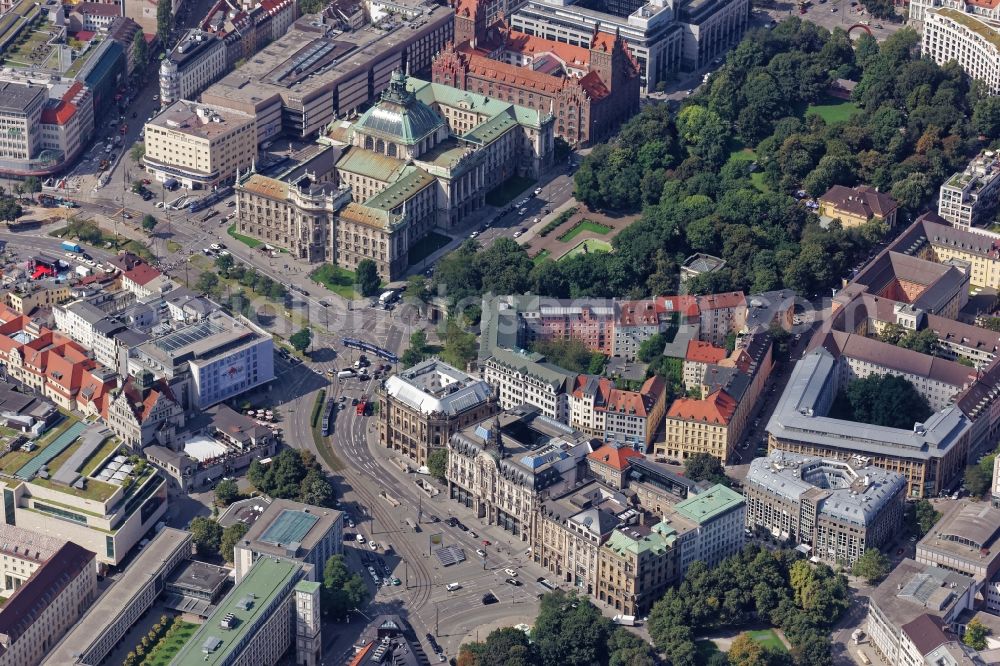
[355,70,445,146]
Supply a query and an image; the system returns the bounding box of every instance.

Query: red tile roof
[667,389,737,425]
[40,83,84,126]
[686,340,727,364]
[657,295,700,318]
[697,291,746,311]
[502,30,591,67]
[122,263,162,286]
[618,300,659,326]
[588,444,642,470]
[819,184,897,219]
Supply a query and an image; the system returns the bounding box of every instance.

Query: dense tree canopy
[247,448,336,507]
[841,374,932,428]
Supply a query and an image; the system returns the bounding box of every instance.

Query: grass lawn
[532,249,551,264]
[32,475,117,502]
[485,175,535,207]
[141,621,198,666]
[557,220,613,243]
[747,629,787,653]
[408,231,451,265]
[806,95,861,124]
[750,172,770,192]
[227,223,263,249]
[310,263,358,300]
[166,240,182,253]
[80,438,123,477]
[560,239,612,260]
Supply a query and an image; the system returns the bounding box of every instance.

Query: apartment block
[234,499,343,583]
[922,10,1000,95]
[936,148,1000,229]
[568,375,667,451]
[0,540,96,666]
[586,444,643,490]
[378,358,497,467]
[746,451,906,565]
[159,30,228,106]
[659,389,738,463]
[596,521,680,617]
[143,100,256,190]
[668,484,745,575]
[696,292,747,347]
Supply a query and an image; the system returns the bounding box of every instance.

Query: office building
[433,5,641,146]
[0,81,45,174]
[916,500,1000,582]
[936,149,1000,229]
[143,100,256,190]
[746,451,906,565]
[909,0,1000,29]
[0,525,70,596]
[922,10,1000,95]
[867,559,976,666]
[200,4,454,144]
[446,407,596,541]
[818,184,898,229]
[586,444,643,489]
[626,457,710,515]
[350,615,427,665]
[199,0,298,70]
[767,348,972,499]
[0,540,96,666]
[5,282,72,316]
[159,30,228,106]
[596,521,680,616]
[45,528,191,665]
[103,370,184,449]
[378,358,497,467]
[668,483,744,575]
[233,499,343,583]
[536,481,638,594]
[888,213,1000,290]
[123,0,183,35]
[568,374,668,450]
[130,310,274,409]
[509,0,750,91]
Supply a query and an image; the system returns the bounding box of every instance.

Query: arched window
[387,143,397,158]
[364,136,374,150]
[375,139,385,154]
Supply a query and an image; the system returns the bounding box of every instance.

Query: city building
[169,558,322,666]
[38,81,95,167]
[233,498,343,583]
[44,528,191,666]
[908,0,1000,29]
[916,500,1000,582]
[103,370,184,449]
[683,339,727,392]
[378,358,497,467]
[696,292,747,347]
[350,615,428,665]
[446,407,596,541]
[818,184,898,229]
[626,457,710,515]
[922,10,1000,95]
[936,149,1000,230]
[597,521,680,616]
[0,81,45,174]
[867,559,976,666]
[142,100,256,190]
[586,444,643,489]
[106,18,144,78]
[0,423,168,567]
[237,73,554,279]
[536,481,637,593]
[433,7,641,146]
[509,0,750,91]
[0,525,69,597]
[159,30,228,106]
[668,483,745,575]
[129,310,275,409]
[5,282,72,316]
[0,540,96,666]
[199,0,298,70]
[123,0,183,36]
[659,389,737,463]
[200,5,454,144]
[680,253,726,286]
[120,264,171,299]
[888,213,1000,290]
[67,3,120,32]
[766,349,973,499]
[745,451,906,565]
[568,374,668,450]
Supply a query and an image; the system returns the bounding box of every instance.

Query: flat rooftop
[0,81,44,114]
[171,558,301,666]
[138,311,265,365]
[917,500,1000,572]
[147,100,254,141]
[870,558,974,628]
[383,358,494,416]
[672,483,744,524]
[241,498,341,555]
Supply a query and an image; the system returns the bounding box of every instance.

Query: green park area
[745,629,787,653]
[557,219,613,243]
[310,263,358,299]
[227,223,263,249]
[561,238,612,260]
[532,249,551,264]
[806,95,862,124]
[139,621,198,666]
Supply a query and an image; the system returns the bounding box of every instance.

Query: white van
[337,369,356,379]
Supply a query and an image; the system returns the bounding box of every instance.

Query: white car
[476,548,486,558]
[356,533,366,543]
[155,202,165,209]
[369,540,379,551]
[64,252,75,259]
[469,231,479,239]
[446,583,461,591]
[503,568,517,577]
[533,187,542,195]
[513,231,523,238]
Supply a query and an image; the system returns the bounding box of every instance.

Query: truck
[612,615,636,626]
[379,289,400,306]
[337,369,356,379]
[356,400,367,415]
[61,241,81,253]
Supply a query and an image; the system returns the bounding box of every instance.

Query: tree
[219,522,248,564]
[852,549,890,583]
[214,478,239,506]
[965,464,991,497]
[461,627,538,666]
[608,628,655,666]
[215,253,235,274]
[22,176,41,195]
[355,259,380,297]
[189,517,223,556]
[131,31,148,77]
[290,328,313,354]
[728,633,768,666]
[684,452,728,485]
[441,317,477,370]
[0,196,22,222]
[844,375,932,428]
[914,499,941,537]
[195,272,219,295]
[156,0,172,44]
[973,97,1000,139]
[300,468,335,507]
[531,337,604,374]
[427,448,448,482]
[298,0,325,12]
[141,214,157,232]
[964,618,989,650]
[637,333,666,363]
[130,142,145,163]
[321,555,369,619]
[532,591,613,666]
[401,329,429,367]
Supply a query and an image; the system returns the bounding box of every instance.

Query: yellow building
[656,389,738,462]
[596,522,680,616]
[818,185,898,229]
[5,283,72,315]
[143,100,256,190]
